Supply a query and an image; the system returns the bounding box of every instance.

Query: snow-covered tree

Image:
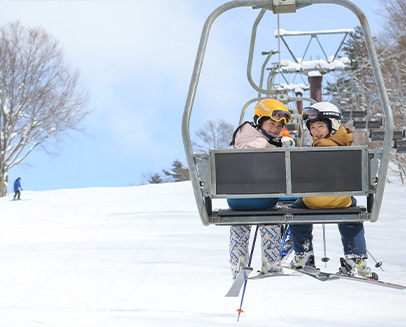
[0,22,90,196]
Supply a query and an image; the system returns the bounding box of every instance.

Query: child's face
[309,121,329,140]
[262,119,284,137]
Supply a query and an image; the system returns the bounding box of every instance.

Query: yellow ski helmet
[253,99,292,126]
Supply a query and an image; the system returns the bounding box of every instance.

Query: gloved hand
[281,136,295,147]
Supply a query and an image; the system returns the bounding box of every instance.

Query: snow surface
[1,181,406,326]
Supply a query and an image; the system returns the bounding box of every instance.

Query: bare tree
[192,119,234,153]
[0,22,90,196]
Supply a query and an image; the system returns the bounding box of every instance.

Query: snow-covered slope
[0,181,405,326]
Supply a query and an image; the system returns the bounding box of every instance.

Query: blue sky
[3,0,383,192]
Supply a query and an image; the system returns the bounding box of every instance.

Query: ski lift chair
[369,130,405,142]
[342,110,367,121]
[394,139,406,153]
[182,0,393,226]
[353,119,382,130]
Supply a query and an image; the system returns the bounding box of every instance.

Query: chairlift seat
[370,130,385,142]
[342,110,367,119]
[353,119,382,130]
[394,130,405,139]
[394,139,406,153]
[195,146,379,225]
[370,130,405,142]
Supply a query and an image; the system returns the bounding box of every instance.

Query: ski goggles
[269,109,292,124]
[302,107,340,121]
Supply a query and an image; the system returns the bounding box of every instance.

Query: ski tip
[236,309,244,313]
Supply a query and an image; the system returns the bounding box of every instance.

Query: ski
[284,264,406,290]
[337,258,406,290]
[283,265,340,282]
[225,267,300,297]
[248,272,301,280]
[225,267,253,297]
[335,273,406,290]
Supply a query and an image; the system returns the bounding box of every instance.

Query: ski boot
[257,260,283,276]
[290,250,316,269]
[339,257,378,280]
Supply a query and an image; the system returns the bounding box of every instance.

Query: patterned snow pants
[229,225,281,269]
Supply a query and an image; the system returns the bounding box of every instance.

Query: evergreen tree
[148,173,163,184]
[324,26,377,114]
[162,159,190,182]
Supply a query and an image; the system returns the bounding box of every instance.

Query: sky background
[3,0,385,192]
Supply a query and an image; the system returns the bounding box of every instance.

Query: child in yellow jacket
[289,102,374,278]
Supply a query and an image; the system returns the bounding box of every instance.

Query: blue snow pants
[289,197,367,257]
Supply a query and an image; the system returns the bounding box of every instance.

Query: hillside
[0,181,405,326]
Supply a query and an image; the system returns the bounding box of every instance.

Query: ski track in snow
[0,181,405,326]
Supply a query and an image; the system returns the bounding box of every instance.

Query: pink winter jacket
[234,123,278,149]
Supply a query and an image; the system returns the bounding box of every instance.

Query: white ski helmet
[302,102,341,136]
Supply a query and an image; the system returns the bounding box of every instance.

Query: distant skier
[13,177,22,200]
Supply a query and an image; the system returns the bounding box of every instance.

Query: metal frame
[210,207,368,225]
[182,0,393,226]
[275,28,353,64]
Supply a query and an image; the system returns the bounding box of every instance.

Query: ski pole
[321,224,329,267]
[237,225,259,322]
[280,225,293,262]
[367,249,384,271]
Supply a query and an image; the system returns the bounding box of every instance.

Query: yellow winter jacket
[303,126,354,209]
